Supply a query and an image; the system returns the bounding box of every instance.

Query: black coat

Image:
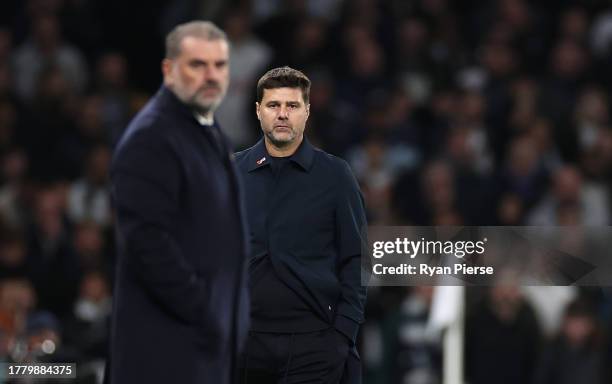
[109,86,249,384]
[236,138,367,382]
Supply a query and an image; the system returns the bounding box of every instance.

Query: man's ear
[305,103,310,118]
[161,58,173,85]
[255,102,261,120]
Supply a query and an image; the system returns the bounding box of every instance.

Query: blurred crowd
[1,0,612,383]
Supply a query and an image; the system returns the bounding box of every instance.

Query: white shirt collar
[193,112,214,126]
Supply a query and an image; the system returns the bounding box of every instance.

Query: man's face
[163,37,229,115]
[256,87,309,148]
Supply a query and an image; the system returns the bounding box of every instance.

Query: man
[235,67,367,383]
[109,21,249,384]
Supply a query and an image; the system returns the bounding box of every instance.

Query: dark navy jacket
[109,86,249,384]
[235,138,367,344]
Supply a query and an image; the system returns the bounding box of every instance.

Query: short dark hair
[256,66,311,103]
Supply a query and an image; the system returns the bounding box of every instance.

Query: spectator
[528,165,610,226]
[23,65,76,181]
[0,148,30,227]
[378,286,441,384]
[0,278,36,361]
[498,135,549,211]
[72,221,108,272]
[215,9,272,149]
[63,270,111,362]
[534,298,607,384]
[94,52,132,147]
[26,186,81,318]
[66,145,112,228]
[12,13,88,103]
[465,285,541,384]
[0,229,29,279]
[55,95,109,180]
[306,69,359,156]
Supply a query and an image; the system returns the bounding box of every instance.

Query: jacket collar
[247,136,315,173]
[156,85,219,128]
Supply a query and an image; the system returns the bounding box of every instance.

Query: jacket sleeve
[333,160,368,345]
[111,127,207,327]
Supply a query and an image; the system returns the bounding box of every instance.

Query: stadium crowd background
[1,0,612,383]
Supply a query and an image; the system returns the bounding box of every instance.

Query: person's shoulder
[234,147,253,163]
[115,117,161,156]
[112,100,178,170]
[314,147,353,177]
[116,98,172,150]
[312,148,361,197]
[233,143,260,169]
[234,147,250,162]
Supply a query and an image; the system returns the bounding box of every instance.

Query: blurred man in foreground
[109,21,249,384]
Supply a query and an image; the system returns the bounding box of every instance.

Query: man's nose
[277,107,289,120]
[203,66,221,83]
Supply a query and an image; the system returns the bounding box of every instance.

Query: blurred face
[508,137,538,177]
[0,241,25,266]
[552,40,585,78]
[163,37,229,116]
[0,279,36,313]
[563,315,593,346]
[423,162,454,210]
[490,285,522,321]
[74,224,103,255]
[256,87,309,148]
[87,147,110,184]
[33,15,60,50]
[80,273,109,302]
[98,53,126,87]
[554,167,582,202]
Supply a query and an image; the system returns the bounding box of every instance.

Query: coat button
[328,305,332,311]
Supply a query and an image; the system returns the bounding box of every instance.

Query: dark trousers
[237,327,353,384]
